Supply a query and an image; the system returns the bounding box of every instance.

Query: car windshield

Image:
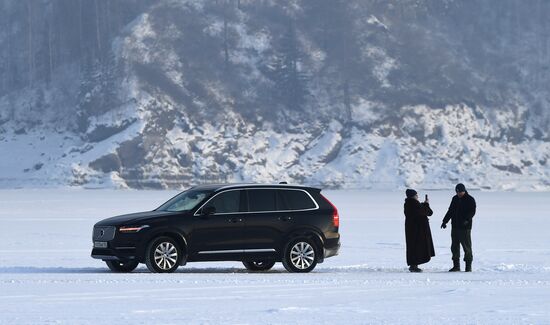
[156,189,213,212]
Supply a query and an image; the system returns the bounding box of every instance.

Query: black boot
[465,261,472,272]
[409,265,422,273]
[449,260,460,272]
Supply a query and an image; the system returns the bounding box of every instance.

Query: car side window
[204,190,241,214]
[277,190,316,210]
[248,189,276,212]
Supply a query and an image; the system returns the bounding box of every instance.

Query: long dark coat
[404,198,435,266]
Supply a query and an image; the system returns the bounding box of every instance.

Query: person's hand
[441,222,447,229]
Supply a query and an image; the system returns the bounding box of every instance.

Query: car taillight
[321,194,339,228]
[332,209,339,227]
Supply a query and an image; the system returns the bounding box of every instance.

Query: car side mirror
[202,206,216,216]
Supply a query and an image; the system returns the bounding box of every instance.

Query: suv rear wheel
[242,261,276,271]
[105,260,139,273]
[282,237,318,273]
[145,236,182,273]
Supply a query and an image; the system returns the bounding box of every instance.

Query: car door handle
[278,216,292,222]
[228,217,243,223]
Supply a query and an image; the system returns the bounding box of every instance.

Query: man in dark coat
[441,183,476,272]
[404,189,435,272]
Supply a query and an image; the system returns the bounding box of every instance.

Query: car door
[242,189,294,254]
[190,190,247,260]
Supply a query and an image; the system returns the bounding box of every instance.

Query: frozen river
[1,189,549,324]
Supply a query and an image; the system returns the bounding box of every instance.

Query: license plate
[94,241,108,248]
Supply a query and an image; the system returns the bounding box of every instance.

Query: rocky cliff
[0,0,549,190]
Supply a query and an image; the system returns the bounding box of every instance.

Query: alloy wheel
[251,261,268,267]
[154,241,178,270]
[289,241,315,270]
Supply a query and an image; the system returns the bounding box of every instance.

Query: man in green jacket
[441,183,476,272]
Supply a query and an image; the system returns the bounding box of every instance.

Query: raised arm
[412,200,432,218]
[422,202,433,216]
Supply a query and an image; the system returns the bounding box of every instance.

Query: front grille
[93,226,116,241]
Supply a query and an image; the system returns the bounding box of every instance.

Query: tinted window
[277,190,316,210]
[158,189,213,212]
[204,190,241,214]
[248,189,276,212]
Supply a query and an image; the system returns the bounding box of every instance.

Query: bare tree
[27,0,34,88]
[95,0,102,57]
[223,0,230,69]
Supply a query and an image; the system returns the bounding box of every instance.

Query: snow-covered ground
[1,189,549,324]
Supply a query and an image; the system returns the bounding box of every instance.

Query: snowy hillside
[1,0,549,190]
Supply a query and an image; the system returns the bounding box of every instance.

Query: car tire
[242,261,276,271]
[145,236,182,273]
[282,237,318,273]
[105,260,139,273]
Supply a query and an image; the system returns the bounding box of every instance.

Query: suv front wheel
[242,261,276,271]
[105,260,139,273]
[145,236,182,273]
[282,237,318,273]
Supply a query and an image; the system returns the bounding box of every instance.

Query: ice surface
[0,189,549,324]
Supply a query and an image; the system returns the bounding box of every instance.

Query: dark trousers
[451,228,473,262]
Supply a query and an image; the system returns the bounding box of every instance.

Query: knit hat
[406,189,418,198]
[455,183,466,193]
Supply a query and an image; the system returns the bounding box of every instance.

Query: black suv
[91,183,340,273]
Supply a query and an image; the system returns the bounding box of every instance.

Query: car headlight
[119,225,149,233]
